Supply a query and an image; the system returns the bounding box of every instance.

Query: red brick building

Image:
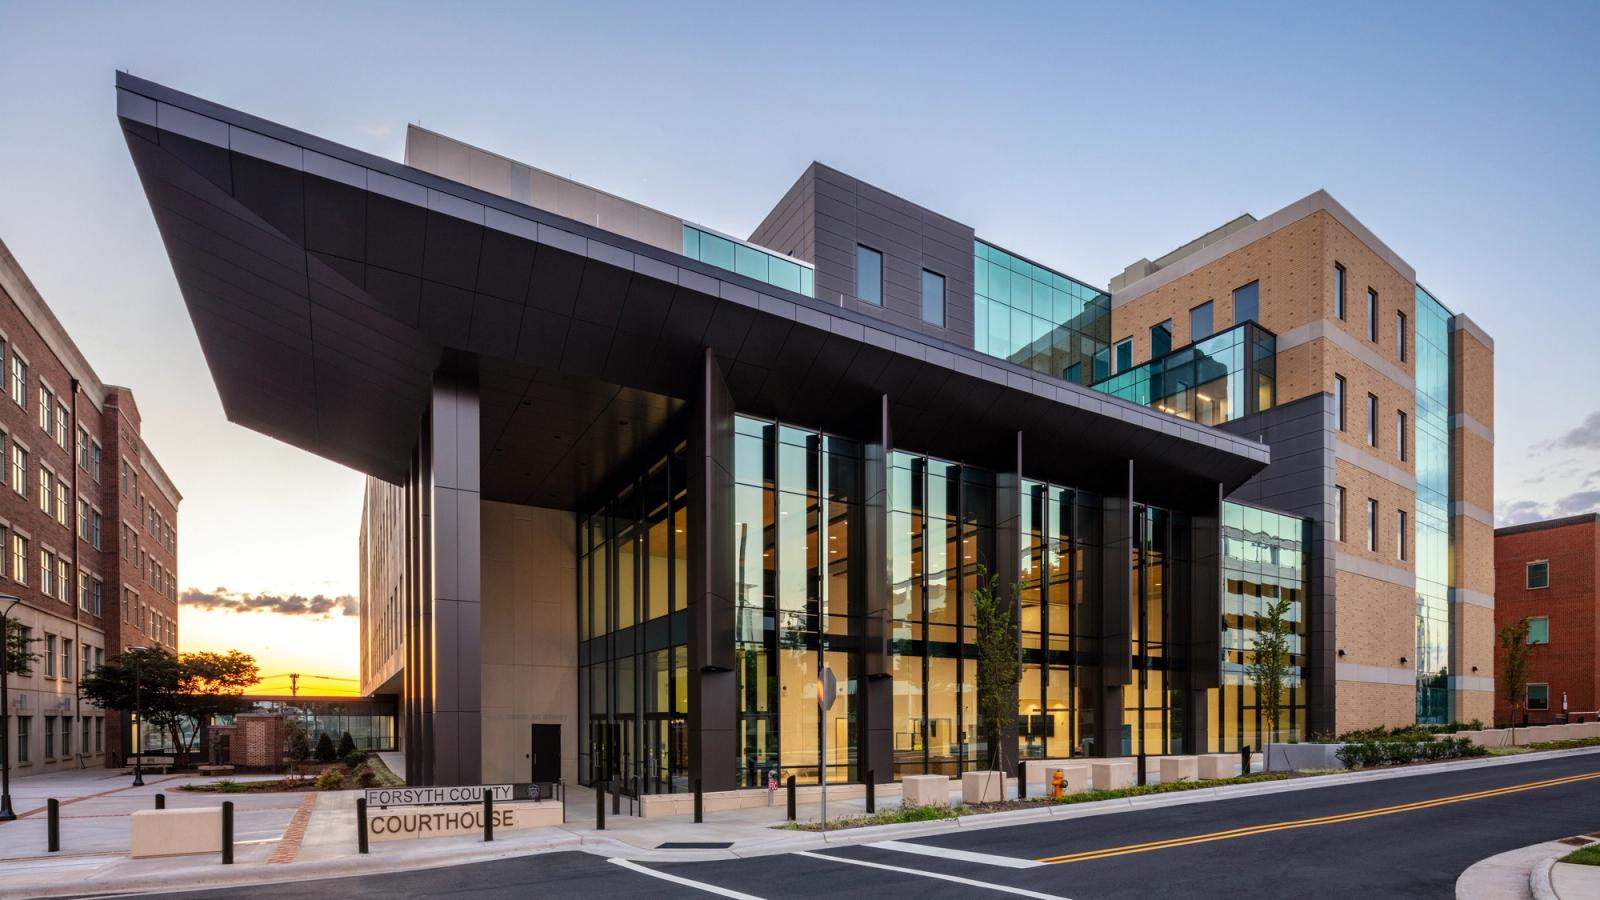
[0,237,180,774]
[1493,514,1599,726]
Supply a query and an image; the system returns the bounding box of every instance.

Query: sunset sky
[1,2,1597,695]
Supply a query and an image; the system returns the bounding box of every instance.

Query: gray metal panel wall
[859,394,893,782]
[1219,392,1338,736]
[755,163,977,348]
[748,164,816,264]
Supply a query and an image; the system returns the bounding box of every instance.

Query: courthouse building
[117,73,1492,790]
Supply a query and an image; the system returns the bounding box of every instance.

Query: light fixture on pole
[127,646,148,787]
[1,593,22,821]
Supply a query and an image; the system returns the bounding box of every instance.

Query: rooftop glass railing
[1092,321,1276,425]
[682,223,814,297]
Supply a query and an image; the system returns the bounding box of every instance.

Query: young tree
[314,731,337,763]
[283,717,312,775]
[972,565,1021,773]
[4,619,41,676]
[1248,596,1295,746]
[1499,617,1534,737]
[337,731,357,759]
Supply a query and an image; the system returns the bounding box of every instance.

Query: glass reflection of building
[1413,286,1452,723]
[1213,502,1309,750]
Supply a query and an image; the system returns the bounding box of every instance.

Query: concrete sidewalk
[3,746,1598,899]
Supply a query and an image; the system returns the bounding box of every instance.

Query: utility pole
[289,673,299,698]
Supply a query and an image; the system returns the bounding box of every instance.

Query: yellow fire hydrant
[1051,768,1065,799]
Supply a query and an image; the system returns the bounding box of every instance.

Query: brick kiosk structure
[1494,515,1600,726]
[0,237,180,775]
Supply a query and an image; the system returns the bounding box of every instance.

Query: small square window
[1527,561,1550,590]
[1527,683,1549,711]
[1526,616,1549,645]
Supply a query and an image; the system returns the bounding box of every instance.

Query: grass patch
[178,777,318,794]
[1485,746,1534,756]
[363,753,405,786]
[1524,736,1600,751]
[1561,843,1600,866]
[780,772,1290,831]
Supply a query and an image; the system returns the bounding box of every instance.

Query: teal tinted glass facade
[683,223,815,297]
[972,240,1110,386]
[1414,286,1452,723]
[1093,322,1276,426]
[1214,502,1309,750]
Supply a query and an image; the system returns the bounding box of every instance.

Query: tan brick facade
[1111,193,1494,733]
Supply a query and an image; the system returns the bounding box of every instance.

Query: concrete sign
[366,800,561,842]
[365,784,516,807]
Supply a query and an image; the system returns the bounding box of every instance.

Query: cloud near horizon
[1497,491,1600,527]
[182,587,357,619]
[1536,410,1600,453]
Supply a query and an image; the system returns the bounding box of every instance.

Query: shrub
[315,768,346,790]
[352,764,379,788]
[337,732,357,759]
[1338,736,1486,769]
[314,732,337,762]
[344,748,368,770]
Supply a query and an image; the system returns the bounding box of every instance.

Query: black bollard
[693,778,703,824]
[786,775,796,821]
[866,771,875,814]
[1018,760,1027,799]
[484,793,494,842]
[155,793,165,810]
[1137,753,1146,786]
[611,776,620,816]
[221,801,234,865]
[1242,744,1252,776]
[357,798,369,854]
[47,799,60,853]
[596,779,605,831]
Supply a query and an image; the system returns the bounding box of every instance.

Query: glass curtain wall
[973,240,1111,386]
[577,446,691,793]
[1414,287,1452,723]
[1093,322,1276,425]
[887,451,999,777]
[1018,482,1102,762]
[733,417,863,787]
[1213,501,1309,750]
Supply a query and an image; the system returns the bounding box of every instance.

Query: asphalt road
[107,752,1600,899]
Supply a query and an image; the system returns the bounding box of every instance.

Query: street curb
[15,745,1600,897]
[1532,855,1560,900]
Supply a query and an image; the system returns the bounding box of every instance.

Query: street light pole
[128,646,147,787]
[1,594,22,821]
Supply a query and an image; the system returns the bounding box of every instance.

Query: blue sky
[0,1,1595,671]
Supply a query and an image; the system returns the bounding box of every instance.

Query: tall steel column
[425,373,482,786]
[687,348,736,791]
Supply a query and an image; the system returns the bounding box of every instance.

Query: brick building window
[10,444,25,497]
[1396,510,1407,560]
[1334,375,1346,431]
[1527,616,1549,644]
[9,354,25,408]
[16,717,29,763]
[1366,498,1378,552]
[1334,485,1346,542]
[1366,289,1378,341]
[1528,683,1550,710]
[37,386,52,434]
[1527,560,1550,589]
[1334,263,1346,319]
[11,534,27,585]
[1397,311,1408,362]
[1396,411,1408,462]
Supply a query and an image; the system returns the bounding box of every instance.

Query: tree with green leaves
[4,619,40,676]
[972,565,1021,773]
[315,731,337,763]
[283,716,312,775]
[1499,617,1534,737]
[337,731,357,759]
[1248,596,1295,746]
[80,647,260,766]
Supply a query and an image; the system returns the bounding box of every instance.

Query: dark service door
[531,724,561,783]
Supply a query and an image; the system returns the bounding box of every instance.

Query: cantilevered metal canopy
[117,72,1269,510]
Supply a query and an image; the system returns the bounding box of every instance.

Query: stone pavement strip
[2,746,1598,899]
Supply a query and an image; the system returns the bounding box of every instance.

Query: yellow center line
[1037,769,1600,864]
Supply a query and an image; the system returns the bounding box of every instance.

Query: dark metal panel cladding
[688,347,737,790]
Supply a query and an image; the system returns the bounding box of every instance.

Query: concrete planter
[961,770,1005,805]
[1264,742,1345,771]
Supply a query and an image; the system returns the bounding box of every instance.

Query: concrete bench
[197,765,235,776]
[961,770,1005,804]
[130,808,222,858]
[902,774,951,807]
[1090,759,1135,790]
[1157,755,1198,783]
[1197,753,1236,779]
